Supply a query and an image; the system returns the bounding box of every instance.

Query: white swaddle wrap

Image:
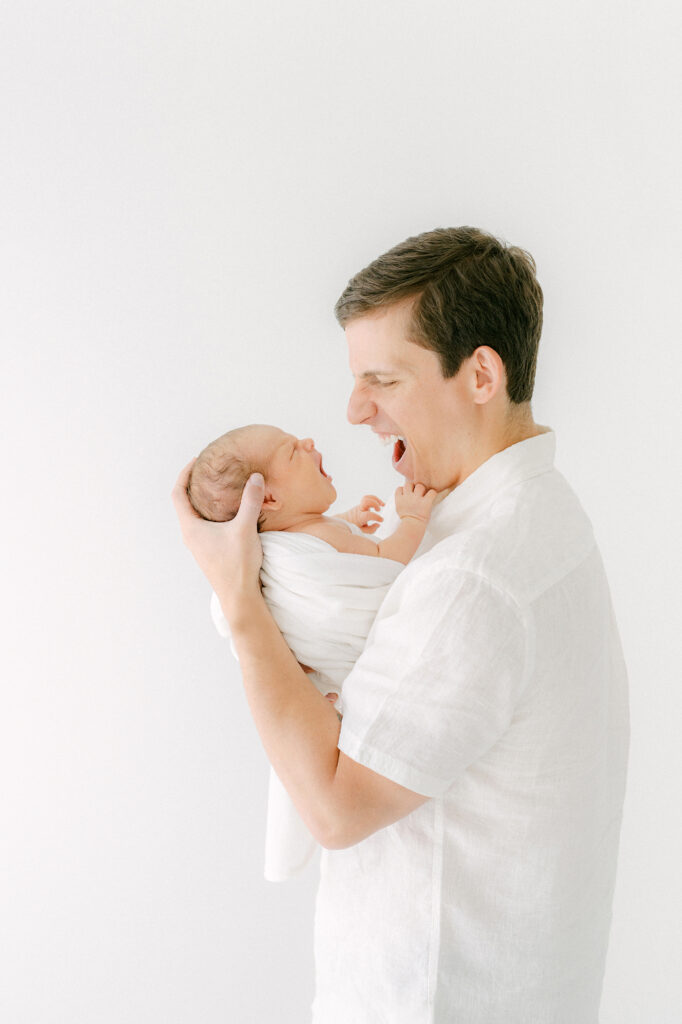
[210,522,403,881]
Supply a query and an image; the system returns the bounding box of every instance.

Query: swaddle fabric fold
[210,525,402,880]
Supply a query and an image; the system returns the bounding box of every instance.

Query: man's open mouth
[376,432,407,469]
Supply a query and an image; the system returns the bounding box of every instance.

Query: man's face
[240,425,337,516]
[345,298,473,492]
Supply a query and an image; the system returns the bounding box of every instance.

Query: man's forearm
[219,588,343,846]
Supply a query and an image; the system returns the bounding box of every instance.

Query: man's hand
[171,458,265,621]
[395,481,438,523]
[340,494,385,534]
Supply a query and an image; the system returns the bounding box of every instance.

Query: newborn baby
[188,423,437,880]
[187,423,437,563]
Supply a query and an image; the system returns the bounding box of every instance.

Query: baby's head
[187,424,336,531]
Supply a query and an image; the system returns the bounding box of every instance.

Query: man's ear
[471,346,506,405]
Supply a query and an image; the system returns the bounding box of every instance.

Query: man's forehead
[344,303,425,375]
[347,341,421,378]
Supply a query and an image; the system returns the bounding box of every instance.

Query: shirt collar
[428,427,556,536]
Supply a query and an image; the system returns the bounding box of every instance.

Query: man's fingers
[235,473,265,524]
[171,458,197,501]
[171,458,202,524]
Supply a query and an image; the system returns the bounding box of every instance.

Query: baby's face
[241,425,337,519]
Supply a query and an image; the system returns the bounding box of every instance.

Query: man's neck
[448,408,545,496]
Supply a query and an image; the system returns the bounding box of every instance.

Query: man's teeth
[379,433,406,446]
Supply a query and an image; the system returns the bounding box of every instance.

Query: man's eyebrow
[358,369,401,379]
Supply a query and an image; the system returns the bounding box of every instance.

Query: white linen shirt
[312,429,629,1024]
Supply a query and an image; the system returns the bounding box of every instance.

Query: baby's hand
[344,494,385,534]
[395,482,438,523]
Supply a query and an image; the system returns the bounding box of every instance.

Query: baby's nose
[301,437,314,450]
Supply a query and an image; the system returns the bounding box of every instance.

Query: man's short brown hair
[334,226,543,404]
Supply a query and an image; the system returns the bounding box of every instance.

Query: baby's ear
[260,490,282,512]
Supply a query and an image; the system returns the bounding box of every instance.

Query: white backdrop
[2,1,680,1021]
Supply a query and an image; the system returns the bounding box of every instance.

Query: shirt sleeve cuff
[338,723,449,799]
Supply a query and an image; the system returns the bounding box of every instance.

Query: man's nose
[347,383,376,425]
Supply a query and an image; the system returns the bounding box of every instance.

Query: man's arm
[226,588,428,848]
[172,461,428,849]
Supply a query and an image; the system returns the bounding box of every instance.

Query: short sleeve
[337,566,532,797]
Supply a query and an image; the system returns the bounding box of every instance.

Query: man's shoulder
[412,469,597,607]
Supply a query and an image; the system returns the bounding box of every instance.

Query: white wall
[2,1,680,1021]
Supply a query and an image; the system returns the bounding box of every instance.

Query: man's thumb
[237,473,265,522]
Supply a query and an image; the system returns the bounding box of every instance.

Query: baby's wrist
[399,513,429,525]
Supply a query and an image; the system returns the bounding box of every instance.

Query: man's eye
[380,380,398,387]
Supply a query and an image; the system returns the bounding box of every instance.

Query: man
[172,226,629,1022]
